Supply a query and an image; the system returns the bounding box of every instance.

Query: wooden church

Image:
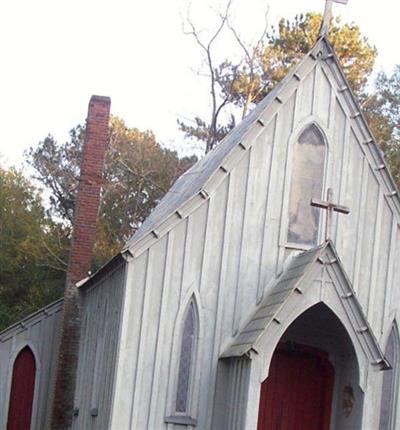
[1,18,400,430]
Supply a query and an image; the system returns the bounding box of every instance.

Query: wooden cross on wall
[311,188,350,242]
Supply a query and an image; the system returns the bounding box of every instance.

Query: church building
[0,26,399,430]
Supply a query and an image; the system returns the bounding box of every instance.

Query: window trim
[278,118,331,252]
[175,301,198,414]
[165,292,201,425]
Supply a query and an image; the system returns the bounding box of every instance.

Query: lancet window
[175,300,198,414]
[287,124,326,246]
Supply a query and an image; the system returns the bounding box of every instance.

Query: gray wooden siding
[72,263,126,430]
[111,51,400,429]
[0,300,63,430]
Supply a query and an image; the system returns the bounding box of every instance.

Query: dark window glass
[176,302,196,413]
[287,125,326,245]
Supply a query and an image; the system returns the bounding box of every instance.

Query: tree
[27,116,197,268]
[364,67,400,188]
[255,13,376,100]
[178,0,238,153]
[180,12,377,152]
[0,166,67,330]
[179,0,269,153]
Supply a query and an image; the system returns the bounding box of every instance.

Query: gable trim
[121,42,323,259]
[318,38,400,218]
[81,35,400,290]
[124,36,399,263]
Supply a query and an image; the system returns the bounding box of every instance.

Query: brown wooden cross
[311,188,350,242]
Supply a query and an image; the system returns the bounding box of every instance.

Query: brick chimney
[51,95,111,429]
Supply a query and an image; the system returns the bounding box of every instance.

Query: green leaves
[0,167,67,330]
[27,116,197,271]
[180,12,377,151]
[2,118,196,329]
[364,67,400,188]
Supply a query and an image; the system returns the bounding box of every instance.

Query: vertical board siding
[315,66,331,127]
[72,264,125,430]
[357,171,380,312]
[340,130,364,280]
[297,68,315,120]
[231,149,252,335]
[110,57,400,429]
[158,221,188,423]
[147,231,175,429]
[255,116,278,302]
[264,93,295,282]
[199,179,230,429]
[374,204,394,331]
[220,150,250,340]
[132,237,168,430]
[236,126,275,324]
[182,203,209,299]
[389,227,400,314]
[0,301,63,430]
[332,101,348,245]
[351,157,369,297]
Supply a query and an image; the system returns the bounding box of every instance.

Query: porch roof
[221,241,388,370]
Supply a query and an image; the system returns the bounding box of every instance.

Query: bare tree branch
[182,0,235,153]
[226,5,269,118]
[117,158,168,194]
[41,236,68,269]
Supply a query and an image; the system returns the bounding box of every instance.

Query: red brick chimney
[51,95,111,429]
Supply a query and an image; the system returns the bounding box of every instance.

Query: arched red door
[7,346,36,430]
[257,344,334,430]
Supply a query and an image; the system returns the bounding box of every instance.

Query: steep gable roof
[122,36,400,259]
[122,62,294,254]
[81,35,400,288]
[220,241,388,371]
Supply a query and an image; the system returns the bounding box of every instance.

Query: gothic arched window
[287,124,326,246]
[379,325,399,429]
[175,300,198,415]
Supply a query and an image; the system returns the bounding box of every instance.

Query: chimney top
[89,95,111,105]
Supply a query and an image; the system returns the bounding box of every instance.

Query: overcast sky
[1,0,398,167]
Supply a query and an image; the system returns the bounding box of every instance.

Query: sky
[1,0,399,167]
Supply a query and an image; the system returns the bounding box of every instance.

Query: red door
[257,344,334,430]
[7,346,36,430]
